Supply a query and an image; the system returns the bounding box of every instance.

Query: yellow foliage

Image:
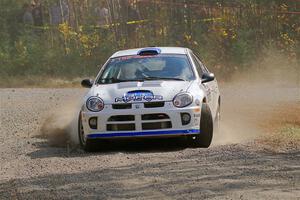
[58,23,77,38]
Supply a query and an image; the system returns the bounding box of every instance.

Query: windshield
[97,54,195,84]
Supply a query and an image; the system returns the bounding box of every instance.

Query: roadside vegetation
[256,103,300,152]
[257,125,300,152]
[0,0,299,87]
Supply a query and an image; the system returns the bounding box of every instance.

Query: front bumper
[81,101,201,139]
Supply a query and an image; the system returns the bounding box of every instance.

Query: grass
[257,125,300,153]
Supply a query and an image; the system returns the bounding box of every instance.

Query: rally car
[79,47,220,151]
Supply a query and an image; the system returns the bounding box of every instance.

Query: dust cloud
[40,100,81,147]
[214,50,300,145]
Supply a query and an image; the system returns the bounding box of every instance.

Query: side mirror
[201,73,215,84]
[81,79,94,88]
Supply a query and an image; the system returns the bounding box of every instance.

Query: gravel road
[0,83,299,199]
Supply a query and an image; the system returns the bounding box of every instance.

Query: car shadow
[91,138,188,152]
[27,138,189,159]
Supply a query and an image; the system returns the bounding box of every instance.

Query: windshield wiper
[144,76,186,81]
[98,77,185,84]
[98,78,145,84]
[118,79,145,82]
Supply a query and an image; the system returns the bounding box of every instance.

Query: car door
[201,62,219,119]
[192,53,218,119]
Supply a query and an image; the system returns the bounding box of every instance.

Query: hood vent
[138,47,161,56]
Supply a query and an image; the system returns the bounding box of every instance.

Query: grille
[108,115,135,122]
[142,113,170,120]
[106,113,172,132]
[144,101,165,108]
[112,104,132,109]
[112,102,165,109]
[142,121,172,130]
[141,113,172,130]
[107,115,135,131]
[107,124,135,131]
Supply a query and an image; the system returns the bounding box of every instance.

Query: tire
[78,112,95,152]
[214,103,221,134]
[189,103,213,148]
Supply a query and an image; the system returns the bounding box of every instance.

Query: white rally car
[79,47,220,151]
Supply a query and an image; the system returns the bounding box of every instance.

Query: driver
[119,62,138,80]
[163,58,185,78]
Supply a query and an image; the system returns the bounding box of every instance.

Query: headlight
[173,93,193,108]
[86,97,104,112]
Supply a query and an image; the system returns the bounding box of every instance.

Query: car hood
[89,81,193,104]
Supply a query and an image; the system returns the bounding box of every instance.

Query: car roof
[111,47,190,58]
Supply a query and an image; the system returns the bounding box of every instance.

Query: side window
[191,53,204,77]
[194,54,209,73]
[204,65,210,73]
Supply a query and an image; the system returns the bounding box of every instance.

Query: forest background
[0,0,299,86]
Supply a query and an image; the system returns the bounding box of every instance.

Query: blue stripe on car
[87,129,200,138]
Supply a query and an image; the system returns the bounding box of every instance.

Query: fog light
[89,117,98,129]
[181,113,191,125]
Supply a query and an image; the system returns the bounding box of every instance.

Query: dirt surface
[0,82,299,199]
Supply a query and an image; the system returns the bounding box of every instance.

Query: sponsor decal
[115,55,155,61]
[194,114,201,118]
[115,90,163,103]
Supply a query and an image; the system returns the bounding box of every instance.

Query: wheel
[189,103,213,148]
[78,112,95,152]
